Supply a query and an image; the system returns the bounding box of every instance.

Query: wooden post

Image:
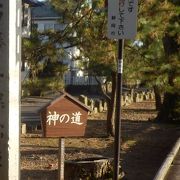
[0,0,21,179]
[58,138,65,180]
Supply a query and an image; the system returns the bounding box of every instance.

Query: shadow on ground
[21,119,180,180]
[21,169,57,180]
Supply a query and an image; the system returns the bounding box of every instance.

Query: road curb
[153,137,180,180]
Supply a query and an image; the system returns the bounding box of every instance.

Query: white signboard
[108,0,138,39]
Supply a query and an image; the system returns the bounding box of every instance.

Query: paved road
[165,148,180,180]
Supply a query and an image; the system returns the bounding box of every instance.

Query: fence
[64,76,105,86]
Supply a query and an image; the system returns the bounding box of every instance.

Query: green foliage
[22,26,67,95]
[39,60,68,78]
[124,0,179,88]
[22,78,44,96]
[49,0,118,89]
[137,0,180,120]
[29,0,179,121]
[22,78,64,96]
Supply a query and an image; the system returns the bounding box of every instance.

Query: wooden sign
[41,92,90,137]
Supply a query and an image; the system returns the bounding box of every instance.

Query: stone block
[103,101,108,111]
[128,94,133,103]
[121,96,125,106]
[21,123,27,135]
[143,94,148,100]
[65,157,113,180]
[93,107,98,114]
[95,100,103,112]
[124,95,131,106]
[79,95,88,106]
[88,99,95,110]
[133,93,140,102]
[149,92,155,99]
[140,94,144,102]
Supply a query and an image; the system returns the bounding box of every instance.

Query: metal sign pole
[113,39,124,180]
[58,138,65,180]
[108,0,138,179]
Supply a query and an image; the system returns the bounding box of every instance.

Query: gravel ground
[20,100,180,180]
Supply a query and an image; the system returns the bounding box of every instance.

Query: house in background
[22,0,104,86]
[22,0,44,38]
[21,0,44,81]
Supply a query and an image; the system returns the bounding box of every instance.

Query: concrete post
[0,0,21,179]
[21,123,27,135]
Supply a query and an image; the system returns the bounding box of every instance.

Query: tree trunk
[65,158,113,180]
[157,34,180,122]
[95,72,117,136]
[106,72,116,136]
[95,73,116,136]
[21,55,25,71]
[156,74,179,122]
[153,85,162,111]
[156,92,178,122]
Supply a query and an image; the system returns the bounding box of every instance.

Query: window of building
[44,23,54,31]
[54,24,62,31]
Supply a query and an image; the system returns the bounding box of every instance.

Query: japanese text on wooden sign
[46,111,83,126]
[108,0,138,39]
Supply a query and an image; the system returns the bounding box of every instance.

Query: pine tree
[50,0,118,135]
[134,0,180,121]
[22,28,67,95]
[46,0,180,128]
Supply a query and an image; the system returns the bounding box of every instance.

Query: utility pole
[0,0,21,179]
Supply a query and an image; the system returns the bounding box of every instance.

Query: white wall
[22,3,31,38]
[33,18,85,85]
[33,19,65,32]
[32,16,103,86]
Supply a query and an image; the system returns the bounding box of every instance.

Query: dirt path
[21,100,180,180]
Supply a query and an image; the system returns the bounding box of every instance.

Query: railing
[21,70,105,86]
[64,76,105,86]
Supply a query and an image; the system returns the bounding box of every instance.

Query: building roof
[40,91,91,112]
[23,0,44,7]
[21,91,91,123]
[21,91,91,114]
[31,2,61,19]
